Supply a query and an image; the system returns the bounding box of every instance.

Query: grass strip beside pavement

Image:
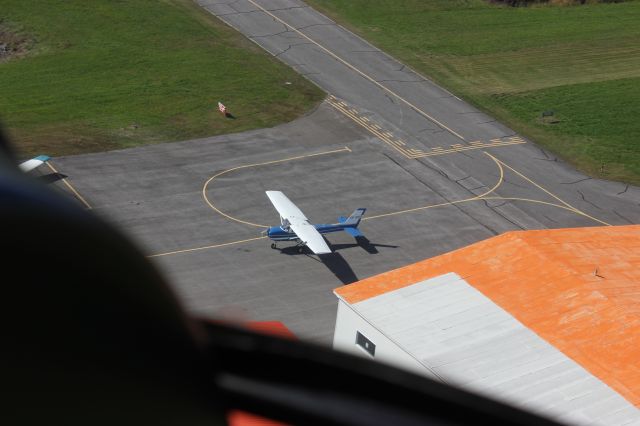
[305,0,640,184]
[0,0,324,158]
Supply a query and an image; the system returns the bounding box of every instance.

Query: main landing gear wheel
[270,243,277,249]
[297,246,304,253]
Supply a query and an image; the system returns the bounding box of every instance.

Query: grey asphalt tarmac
[48,0,640,344]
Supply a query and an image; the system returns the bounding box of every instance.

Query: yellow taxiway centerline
[149,236,268,258]
[151,151,609,258]
[364,151,505,220]
[202,147,352,228]
[490,157,611,226]
[245,0,465,141]
[46,161,92,209]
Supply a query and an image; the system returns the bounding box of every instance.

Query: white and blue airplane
[264,191,366,255]
[19,155,50,173]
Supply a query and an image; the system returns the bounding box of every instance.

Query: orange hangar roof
[335,225,640,410]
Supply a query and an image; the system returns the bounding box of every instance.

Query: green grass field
[306,0,640,184]
[0,0,324,158]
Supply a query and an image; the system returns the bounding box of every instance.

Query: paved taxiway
[50,100,640,343]
[47,0,640,343]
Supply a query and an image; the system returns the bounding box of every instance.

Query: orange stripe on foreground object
[244,321,296,340]
[227,322,294,426]
[336,225,640,407]
[227,411,288,426]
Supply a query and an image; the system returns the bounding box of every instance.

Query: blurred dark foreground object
[0,129,563,426]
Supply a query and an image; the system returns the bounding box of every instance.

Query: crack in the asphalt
[377,79,426,83]
[613,210,634,224]
[212,1,252,15]
[538,147,551,159]
[561,177,591,185]
[501,177,529,190]
[383,93,397,105]
[543,214,559,224]
[377,155,498,236]
[206,0,242,7]
[484,200,525,230]
[535,147,558,162]
[224,0,259,15]
[249,25,291,39]
[577,190,602,210]
[418,160,449,179]
[617,184,629,195]
[275,42,313,57]
[484,199,507,209]
[212,11,243,17]
[468,185,487,193]
[477,119,497,125]
[266,5,310,12]
[456,150,474,160]
[295,23,335,31]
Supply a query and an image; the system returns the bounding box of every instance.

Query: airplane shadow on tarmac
[332,236,399,255]
[37,172,67,184]
[275,237,398,285]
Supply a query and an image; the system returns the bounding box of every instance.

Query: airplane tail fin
[339,208,366,227]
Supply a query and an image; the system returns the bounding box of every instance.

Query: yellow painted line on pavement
[328,97,413,158]
[411,140,525,158]
[365,152,608,226]
[149,236,267,258]
[364,151,505,221]
[245,0,465,141]
[155,150,608,258]
[480,197,596,215]
[330,97,528,159]
[202,147,352,228]
[491,157,611,226]
[46,161,92,209]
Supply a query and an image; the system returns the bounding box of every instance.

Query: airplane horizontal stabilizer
[344,227,363,238]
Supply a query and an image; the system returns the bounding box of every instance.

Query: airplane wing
[289,222,331,255]
[266,191,308,223]
[19,155,50,173]
[266,191,331,254]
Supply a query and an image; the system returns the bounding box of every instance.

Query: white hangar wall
[332,299,436,379]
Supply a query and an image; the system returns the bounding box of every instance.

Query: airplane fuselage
[266,223,350,241]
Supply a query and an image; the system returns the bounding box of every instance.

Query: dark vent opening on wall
[356,331,376,357]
